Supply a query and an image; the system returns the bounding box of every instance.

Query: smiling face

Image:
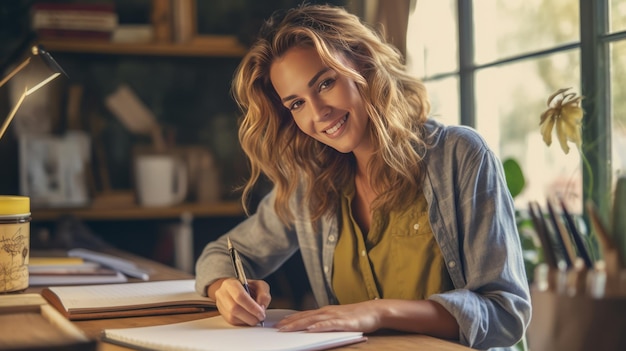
[270,46,372,157]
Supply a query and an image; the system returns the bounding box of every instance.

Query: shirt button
[361,250,367,257]
[323,266,329,273]
[328,234,336,242]
[448,261,456,268]
[413,223,420,230]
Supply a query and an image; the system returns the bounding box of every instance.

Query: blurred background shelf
[31,200,244,221]
[38,35,247,57]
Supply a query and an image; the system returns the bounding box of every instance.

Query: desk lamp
[0,44,67,140]
[0,45,66,293]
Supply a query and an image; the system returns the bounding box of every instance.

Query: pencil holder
[527,290,626,351]
[0,196,31,293]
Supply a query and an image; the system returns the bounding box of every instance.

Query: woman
[195,4,531,350]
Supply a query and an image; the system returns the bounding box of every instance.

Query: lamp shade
[0,44,67,140]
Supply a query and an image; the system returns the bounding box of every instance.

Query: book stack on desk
[28,256,127,286]
[29,248,156,286]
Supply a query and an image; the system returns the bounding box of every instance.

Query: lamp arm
[0,45,67,141]
[0,57,31,89]
[0,87,27,140]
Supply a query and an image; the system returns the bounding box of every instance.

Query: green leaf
[503,158,525,198]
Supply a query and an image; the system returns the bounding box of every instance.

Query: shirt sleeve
[425,126,531,350]
[194,190,300,296]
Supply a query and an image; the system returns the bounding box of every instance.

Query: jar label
[0,222,29,293]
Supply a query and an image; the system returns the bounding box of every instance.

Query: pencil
[559,198,594,268]
[528,201,559,268]
[586,201,624,276]
[546,198,576,268]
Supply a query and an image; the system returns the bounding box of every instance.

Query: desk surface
[28,249,474,351]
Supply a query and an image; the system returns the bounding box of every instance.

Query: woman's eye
[319,78,335,91]
[289,100,304,111]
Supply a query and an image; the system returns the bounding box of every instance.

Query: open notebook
[102,309,367,351]
[42,279,215,320]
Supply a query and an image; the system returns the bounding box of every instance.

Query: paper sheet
[103,309,366,351]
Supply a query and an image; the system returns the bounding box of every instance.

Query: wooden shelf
[31,201,245,222]
[38,35,248,57]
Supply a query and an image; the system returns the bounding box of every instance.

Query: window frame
[420,0,625,217]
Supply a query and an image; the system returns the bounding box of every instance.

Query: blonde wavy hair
[232,3,431,226]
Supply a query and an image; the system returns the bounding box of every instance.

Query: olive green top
[332,182,453,303]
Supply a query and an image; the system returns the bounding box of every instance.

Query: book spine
[171,0,195,43]
[151,0,172,42]
[31,2,118,37]
[31,3,115,12]
[36,28,113,40]
[33,11,118,31]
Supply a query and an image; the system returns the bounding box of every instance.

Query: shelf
[38,35,248,57]
[31,201,245,222]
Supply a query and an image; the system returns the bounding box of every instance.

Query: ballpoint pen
[227,237,264,327]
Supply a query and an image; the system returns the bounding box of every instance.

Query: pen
[227,237,264,327]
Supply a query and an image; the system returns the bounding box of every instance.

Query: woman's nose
[310,96,331,122]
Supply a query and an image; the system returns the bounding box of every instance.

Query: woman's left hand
[274,301,382,333]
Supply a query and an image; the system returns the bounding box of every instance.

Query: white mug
[135,155,187,207]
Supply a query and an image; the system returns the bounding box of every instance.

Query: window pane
[424,77,460,126]
[474,0,579,64]
[611,40,626,181]
[406,0,457,77]
[475,51,582,212]
[610,0,626,33]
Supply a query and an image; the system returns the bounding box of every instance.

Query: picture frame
[19,132,91,207]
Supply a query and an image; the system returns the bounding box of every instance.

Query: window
[407,0,626,215]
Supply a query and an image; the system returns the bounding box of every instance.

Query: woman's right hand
[208,278,271,326]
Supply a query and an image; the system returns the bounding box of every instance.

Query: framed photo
[19,132,90,207]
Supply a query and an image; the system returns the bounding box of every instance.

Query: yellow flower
[539,87,584,154]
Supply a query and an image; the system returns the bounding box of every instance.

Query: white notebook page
[102,309,366,351]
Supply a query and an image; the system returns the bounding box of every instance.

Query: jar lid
[0,196,30,215]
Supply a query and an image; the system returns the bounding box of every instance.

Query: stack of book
[28,248,164,286]
[31,2,118,40]
[28,256,127,286]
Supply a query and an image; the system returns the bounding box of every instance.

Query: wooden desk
[28,250,474,351]
[74,313,474,351]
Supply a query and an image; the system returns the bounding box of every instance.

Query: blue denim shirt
[195,119,531,350]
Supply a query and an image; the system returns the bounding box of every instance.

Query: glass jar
[0,196,31,293]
